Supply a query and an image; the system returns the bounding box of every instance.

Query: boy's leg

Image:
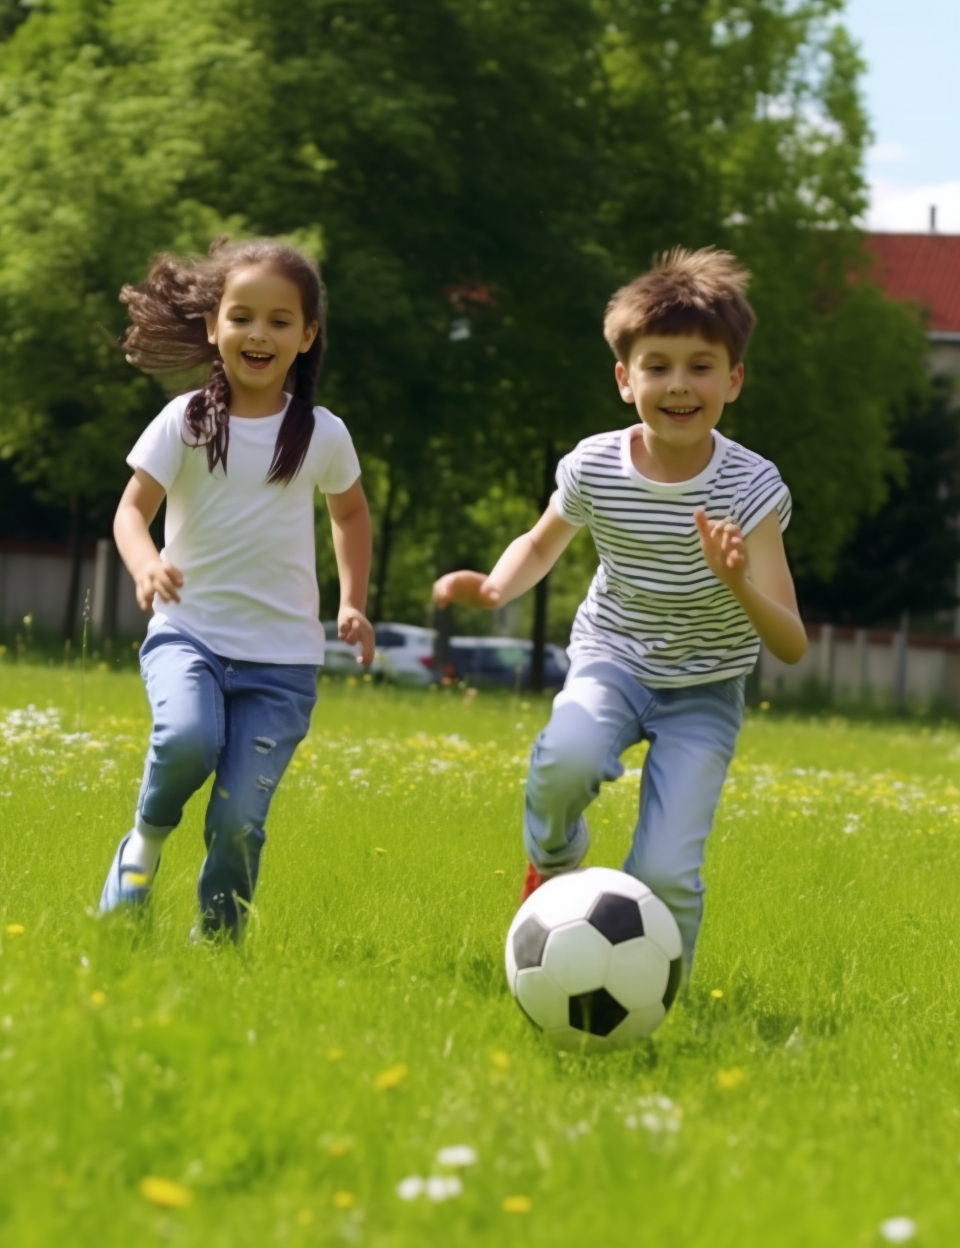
[623,676,745,967]
[524,659,648,878]
[100,627,224,912]
[197,661,317,935]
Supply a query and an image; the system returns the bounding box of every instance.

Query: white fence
[4,544,960,709]
[0,540,142,643]
[759,623,960,710]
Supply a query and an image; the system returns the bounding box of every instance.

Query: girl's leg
[524,660,648,876]
[623,677,745,967]
[197,661,317,935]
[100,627,225,912]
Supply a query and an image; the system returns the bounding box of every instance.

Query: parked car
[445,637,570,690]
[373,622,436,686]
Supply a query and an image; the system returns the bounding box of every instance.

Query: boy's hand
[694,509,747,589]
[432,571,500,611]
[134,557,183,612]
[338,607,375,665]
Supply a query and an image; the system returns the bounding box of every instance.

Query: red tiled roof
[865,233,960,334]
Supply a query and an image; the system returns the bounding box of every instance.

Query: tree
[795,377,960,627]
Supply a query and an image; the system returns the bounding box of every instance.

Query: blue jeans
[136,623,317,925]
[524,659,745,966]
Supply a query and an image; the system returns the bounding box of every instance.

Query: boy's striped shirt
[555,427,791,687]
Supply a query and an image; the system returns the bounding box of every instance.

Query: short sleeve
[126,396,189,490]
[313,409,362,496]
[735,460,791,536]
[554,449,588,527]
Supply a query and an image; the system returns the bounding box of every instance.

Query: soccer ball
[505,867,683,1052]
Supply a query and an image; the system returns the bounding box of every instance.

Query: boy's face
[615,332,744,448]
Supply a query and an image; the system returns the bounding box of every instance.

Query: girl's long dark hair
[119,237,326,483]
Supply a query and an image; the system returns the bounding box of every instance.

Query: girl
[99,237,374,940]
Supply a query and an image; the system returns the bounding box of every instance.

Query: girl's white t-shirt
[128,391,361,664]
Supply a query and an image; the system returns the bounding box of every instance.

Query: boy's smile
[615,332,744,480]
[206,263,318,416]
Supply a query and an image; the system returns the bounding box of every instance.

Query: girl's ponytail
[266,328,324,485]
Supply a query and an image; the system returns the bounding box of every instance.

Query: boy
[433,247,806,968]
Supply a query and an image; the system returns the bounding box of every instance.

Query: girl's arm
[694,507,807,664]
[433,495,580,610]
[326,478,375,664]
[114,469,184,612]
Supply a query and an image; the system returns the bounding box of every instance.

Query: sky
[843,0,960,233]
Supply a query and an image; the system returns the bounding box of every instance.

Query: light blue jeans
[136,623,317,927]
[524,658,745,966]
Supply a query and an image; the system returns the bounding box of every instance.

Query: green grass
[1,665,958,1248]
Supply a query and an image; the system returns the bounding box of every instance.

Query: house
[865,230,960,378]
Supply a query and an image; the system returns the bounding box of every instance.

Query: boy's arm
[433,495,580,610]
[694,508,807,665]
[326,478,375,664]
[114,468,184,612]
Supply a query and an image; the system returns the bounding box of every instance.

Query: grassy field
[1,663,958,1248]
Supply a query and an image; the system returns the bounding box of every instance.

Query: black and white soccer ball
[505,867,683,1052]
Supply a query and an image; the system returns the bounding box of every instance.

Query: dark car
[446,637,570,690]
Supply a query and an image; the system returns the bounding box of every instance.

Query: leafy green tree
[795,378,960,626]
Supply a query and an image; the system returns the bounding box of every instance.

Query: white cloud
[867,140,909,165]
[864,178,960,233]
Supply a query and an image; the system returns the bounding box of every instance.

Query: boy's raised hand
[432,570,500,611]
[694,508,747,588]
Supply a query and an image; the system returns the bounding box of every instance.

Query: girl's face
[206,263,318,413]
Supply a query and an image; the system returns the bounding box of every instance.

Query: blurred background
[1,0,957,707]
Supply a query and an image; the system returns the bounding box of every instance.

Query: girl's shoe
[98,833,158,912]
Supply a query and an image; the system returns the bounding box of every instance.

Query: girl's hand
[432,571,500,610]
[694,509,747,589]
[338,607,375,665]
[134,557,183,612]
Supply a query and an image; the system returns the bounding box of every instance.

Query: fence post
[852,628,868,703]
[90,539,119,648]
[818,623,834,700]
[892,611,909,713]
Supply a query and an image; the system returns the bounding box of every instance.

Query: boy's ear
[726,361,745,402]
[614,360,633,403]
[204,311,218,346]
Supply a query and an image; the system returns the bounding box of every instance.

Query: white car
[373,622,437,686]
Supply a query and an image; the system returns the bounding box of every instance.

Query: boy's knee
[208,819,266,866]
[527,731,612,807]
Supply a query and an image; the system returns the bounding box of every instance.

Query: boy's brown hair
[603,246,756,365]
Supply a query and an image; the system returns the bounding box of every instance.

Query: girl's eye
[273,321,291,328]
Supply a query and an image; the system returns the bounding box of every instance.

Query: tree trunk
[371,467,398,624]
[529,440,556,693]
[62,497,84,645]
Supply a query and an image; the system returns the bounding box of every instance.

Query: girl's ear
[205,311,218,346]
[299,320,320,353]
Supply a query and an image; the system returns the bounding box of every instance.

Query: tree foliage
[0,0,931,638]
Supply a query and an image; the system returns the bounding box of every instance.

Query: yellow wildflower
[490,1050,511,1070]
[502,1195,532,1214]
[333,1191,356,1209]
[138,1176,193,1209]
[710,989,724,1000]
[717,1067,747,1090]
[89,990,107,1007]
[375,1063,408,1090]
[5,924,25,936]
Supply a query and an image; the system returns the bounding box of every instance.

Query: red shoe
[519,863,545,905]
